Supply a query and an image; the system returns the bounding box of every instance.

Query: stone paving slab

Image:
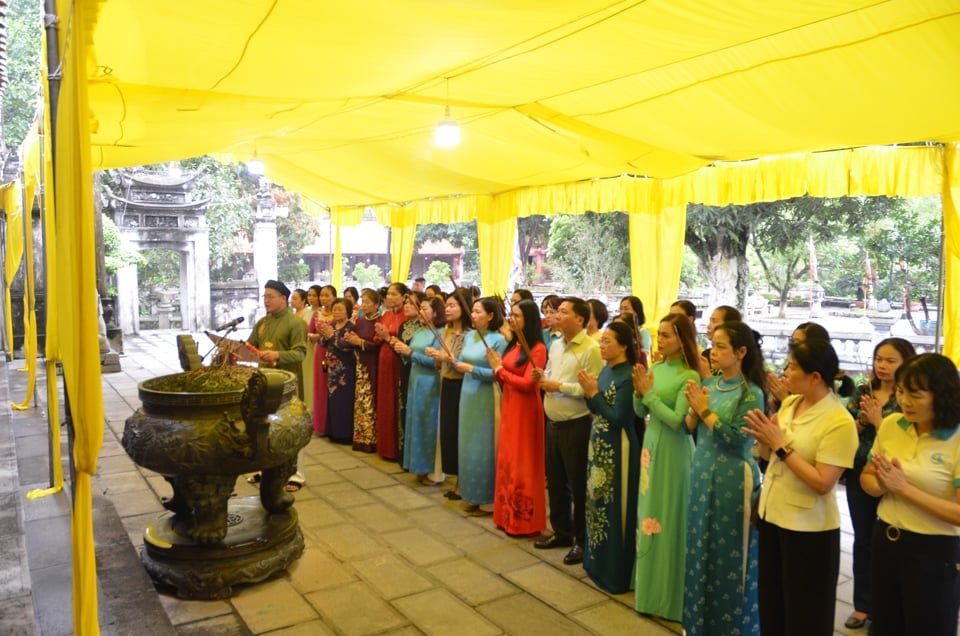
[231,577,320,633]
[371,484,436,511]
[345,502,415,533]
[306,580,407,635]
[312,523,386,561]
[353,554,435,600]
[380,527,460,566]
[426,558,519,606]
[315,480,379,508]
[392,588,502,636]
[287,547,358,595]
[338,465,402,490]
[478,592,591,636]
[572,600,678,635]
[505,563,608,614]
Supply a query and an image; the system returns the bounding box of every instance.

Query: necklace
[714,374,746,393]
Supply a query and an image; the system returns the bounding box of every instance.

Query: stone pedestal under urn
[122,365,311,599]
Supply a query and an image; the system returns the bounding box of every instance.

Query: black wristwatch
[775,446,793,460]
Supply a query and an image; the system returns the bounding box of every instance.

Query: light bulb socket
[435,119,461,148]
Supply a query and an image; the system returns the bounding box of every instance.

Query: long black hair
[867,337,916,391]
[507,300,545,366]
[715,320,767,400]
[605,321,637,366]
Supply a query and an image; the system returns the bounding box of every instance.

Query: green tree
[1,0,42,151]
[546,212,630,293]
[415,221,479,279]
[423,260,452,284]
[180,156,257,281]
[750,196,884,317]
[684,203,755,308]
[352,262,383,288]
[273,188,318,285]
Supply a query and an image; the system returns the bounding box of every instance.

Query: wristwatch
[775,445,793,460]
[699,408,714,420]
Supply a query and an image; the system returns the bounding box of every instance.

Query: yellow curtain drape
[27,31,65,499]
[56,0,105,633]
[1,181,24,360]
[629,204,687,345]
[476,212,517,296]
[13,124,42,410]
[383,206,416,285]
[941,144,959,364]
[332,224,343,292]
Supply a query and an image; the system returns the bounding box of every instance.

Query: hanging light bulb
[247,153,265,176]
[435,105,461,148]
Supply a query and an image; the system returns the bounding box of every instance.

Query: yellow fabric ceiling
[87,0,960,213]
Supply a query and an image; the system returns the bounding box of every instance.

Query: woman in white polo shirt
[860,353,960,636]
[742,339,858,636]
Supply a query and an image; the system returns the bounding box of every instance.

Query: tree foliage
[352,262,383,288]
[424,260,452,284]
[181,156,257,281]
[685,203,755,308]
[415,221,478,278]
[1,0,42,151]
[546,212,630,293]
[273,188,318,285]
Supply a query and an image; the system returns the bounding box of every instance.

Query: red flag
[808,236,818,283]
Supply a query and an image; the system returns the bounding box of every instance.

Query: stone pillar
[253,179,278,290]
[117,262,140,335]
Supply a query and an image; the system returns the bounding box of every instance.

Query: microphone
[214,316,244,331]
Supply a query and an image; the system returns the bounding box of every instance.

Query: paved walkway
[4,331,867,634]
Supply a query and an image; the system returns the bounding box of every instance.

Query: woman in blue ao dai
[682,321,765,635]
[453,297,507,510]
[632,313,701,621]
[578,321,640,593]
[396,297,445,480]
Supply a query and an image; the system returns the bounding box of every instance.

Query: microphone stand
[201,323,242,363]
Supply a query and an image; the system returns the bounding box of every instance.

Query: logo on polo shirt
[930,452,946,465]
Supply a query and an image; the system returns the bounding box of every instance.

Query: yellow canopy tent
[47,1,959,632]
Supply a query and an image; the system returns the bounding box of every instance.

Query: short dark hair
[714,305,742,323]
[332,297,353,316]
[895,354,960,431]
[426,284,442,296]
[426,296,446,328]
[794,321,831,342]
[563,297,590,328]
[512,288,534,302]
[414,276,426,284]
[789,339,854,397]
[343,286,359,302]
[476,297,504,331]
[588,299,609,329]
[671,299,697,319]
[620,296,646,326]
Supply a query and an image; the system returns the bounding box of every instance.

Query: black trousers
[870,521,960,636]
[439,377,462,475]
[845,468,879,614]
[757,517,839,636]
[544,414,591,545]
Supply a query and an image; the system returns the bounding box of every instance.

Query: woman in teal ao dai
[397,297,445,477]
[578,321,640,594]
[683,321,765,635]
[453,297,507,507]
[632,313,701,621]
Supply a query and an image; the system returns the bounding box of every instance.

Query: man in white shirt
[532,297,604,565]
